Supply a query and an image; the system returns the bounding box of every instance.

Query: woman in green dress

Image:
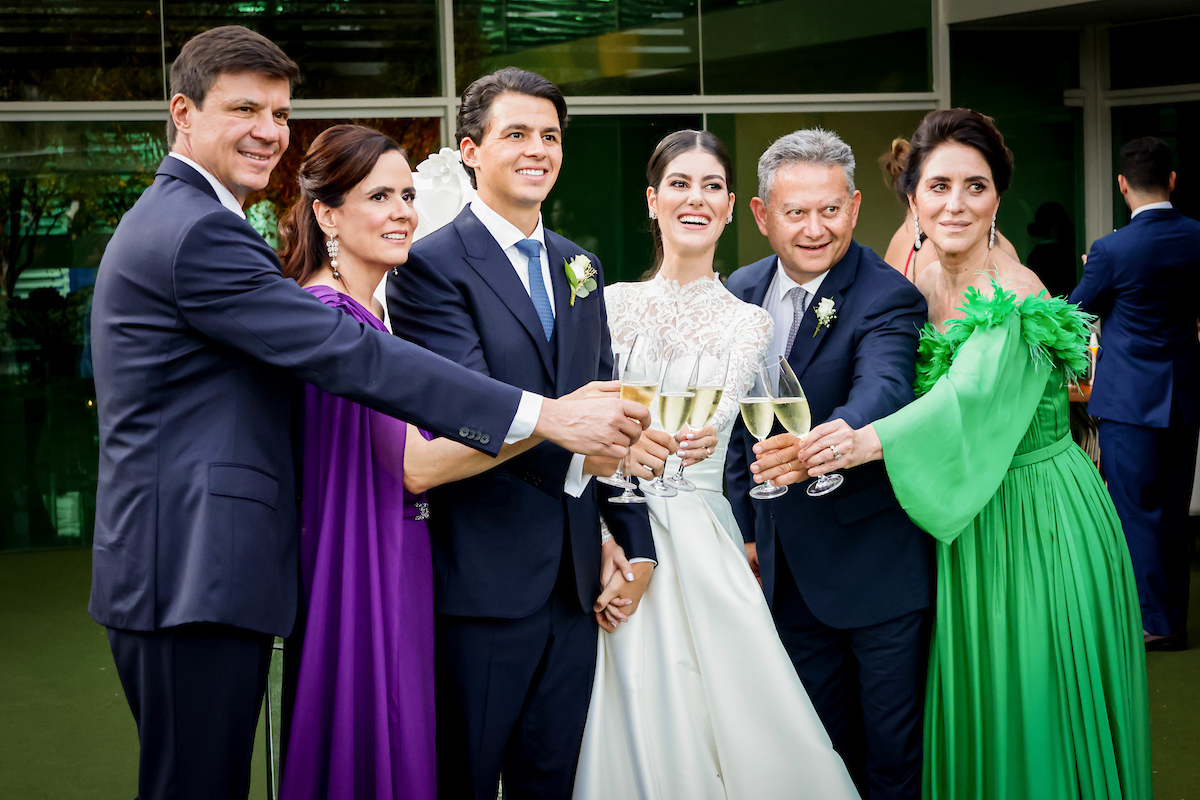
[750,108,1152,800]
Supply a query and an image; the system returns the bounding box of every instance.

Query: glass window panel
[700,0,931,95]
[546,114,702,285]
[454,0,700,96]
[0,1,163,101]
[1,120,165,552]
[1110,102,1200,228]
[952,30,1083,294]
[1109,16,1200,91]
[163,1,441,99]
[706,110,929,270]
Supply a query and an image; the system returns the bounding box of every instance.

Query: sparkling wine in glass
[741,366,787,500]
[764,355,843,497]
[667,348,729,491]
[609,335,662,505]
[644,349,697,497]
[596,349,636,491]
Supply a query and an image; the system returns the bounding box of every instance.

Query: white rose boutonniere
[565,255,597,306]
[813,297,837,337]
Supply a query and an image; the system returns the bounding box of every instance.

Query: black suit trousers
[107,623,273,800]
[434,539,597,800]
[1099,409,1199,636]
[772,542,928,800]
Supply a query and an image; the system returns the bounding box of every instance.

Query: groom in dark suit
[1071,136,1200,651]
[725,129,932,799]
[89,30,648,800]
[388,69,656,800]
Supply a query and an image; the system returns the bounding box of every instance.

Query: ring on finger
[829,444,842,461]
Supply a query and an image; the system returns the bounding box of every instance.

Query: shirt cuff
[505,391,542,445]
[564,454,593,497]
[629,557,657,566]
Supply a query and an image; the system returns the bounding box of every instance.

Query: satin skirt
[573,434,860,800]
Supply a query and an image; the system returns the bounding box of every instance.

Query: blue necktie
[516,238,554,341]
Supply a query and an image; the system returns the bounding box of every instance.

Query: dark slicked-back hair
[277,124,405,287]
[455,67,568,189]
[167,25,300,147]
[645,129,734,274]
[900,108,1014,197]
[1120,136,1174,193]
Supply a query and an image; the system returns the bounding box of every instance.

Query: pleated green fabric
[874,286,1151,800]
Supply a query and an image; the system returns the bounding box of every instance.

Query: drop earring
[988,215,997,250]
[912,211,922,251]
[327,235,341,280]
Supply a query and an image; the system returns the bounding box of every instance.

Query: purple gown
[280,285,435,800]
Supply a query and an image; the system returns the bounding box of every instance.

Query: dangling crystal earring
[912,211,922,251]
[326,235,341,280]
[988,215,997,250]
[649,210,657,220]
[726,214,733,224]
[392,266,398,276]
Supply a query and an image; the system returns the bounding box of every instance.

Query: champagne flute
[644,349,697,497]
[741,365,787,500]
[609,335,661,505]
[667,347,729,491]
[596,349,636,491]
[762,355,843,497]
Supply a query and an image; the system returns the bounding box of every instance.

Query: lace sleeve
[709,304,774,432]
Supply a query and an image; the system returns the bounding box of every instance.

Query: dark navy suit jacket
[388,207,654,619]
[89,158,522,637]
[1070,207,1200,428]
[724,241,933,629]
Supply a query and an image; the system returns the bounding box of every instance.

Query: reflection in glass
[547,115,703,284]
[701,0,931,95]
[454,0,699,96]
[0,1,163,101]
[163,0,441,99]
[1,121,165,552]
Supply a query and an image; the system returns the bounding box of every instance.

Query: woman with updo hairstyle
[880,134,1018,281]
[573,129,859,800]
[756,108,1151,799]
[277,125,543,800]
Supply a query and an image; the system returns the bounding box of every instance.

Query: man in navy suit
[1071,136,1200,651]
[724,129,932,799]
[388,69,656,800]
[89,30,648,800]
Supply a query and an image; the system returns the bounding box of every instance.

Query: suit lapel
[786,244,859,378]
[746,257,776,308]
[547,235,577,396]
[455,211,556,380]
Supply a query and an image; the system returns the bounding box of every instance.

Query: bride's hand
[676,425,718,467]
[561,380,621,402]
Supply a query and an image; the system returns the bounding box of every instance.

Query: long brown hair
[277,124,405,286]
[644,129,734,276]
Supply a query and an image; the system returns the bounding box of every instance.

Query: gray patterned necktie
[784,286,808,357]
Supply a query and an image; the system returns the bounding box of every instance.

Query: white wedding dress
[573,274,860,800]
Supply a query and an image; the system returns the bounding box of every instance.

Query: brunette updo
[644,129,734,273]
[278,124,405,286]
[878,137,911,205]
[899,108,1014,198]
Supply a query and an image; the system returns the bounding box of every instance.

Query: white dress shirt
[168,153,246,219]
[469,199,590,496]
[1131,200,1173,219]
[763,258,830,362]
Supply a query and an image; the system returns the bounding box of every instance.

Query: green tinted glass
[0,1,163,101]
[454,0,701,96]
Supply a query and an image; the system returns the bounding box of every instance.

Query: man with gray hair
[725,128,932,799]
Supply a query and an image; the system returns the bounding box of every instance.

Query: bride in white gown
[573,131,859,800]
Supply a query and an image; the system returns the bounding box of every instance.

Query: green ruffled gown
[873,286,1151,800]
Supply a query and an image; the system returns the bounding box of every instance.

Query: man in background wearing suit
[89,29,648,800]
[724,129,932,800]
[1071,136,1200,652]
[388,69,657,800]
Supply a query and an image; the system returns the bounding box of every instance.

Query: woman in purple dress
[275,125,544,800]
